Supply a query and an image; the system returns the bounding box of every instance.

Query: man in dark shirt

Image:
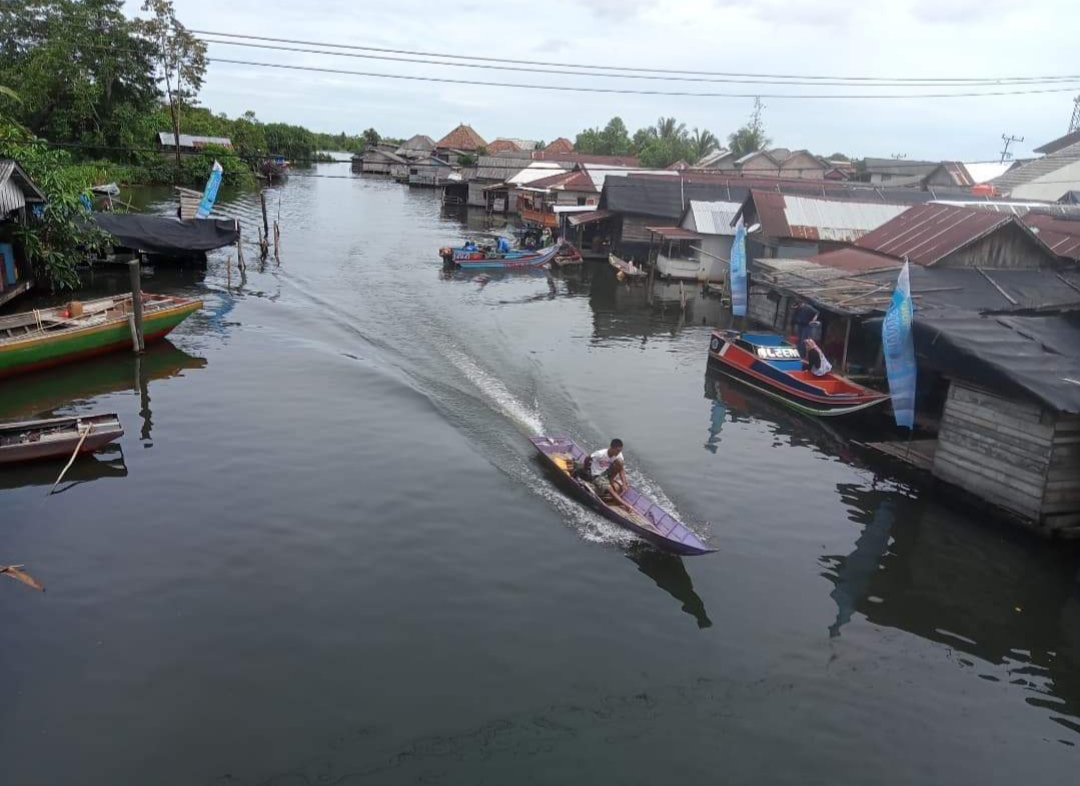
[792,301,819,357]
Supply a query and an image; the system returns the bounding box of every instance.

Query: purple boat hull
[530,435,715,556]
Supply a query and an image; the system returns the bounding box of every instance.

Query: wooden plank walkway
[858,438,937,472]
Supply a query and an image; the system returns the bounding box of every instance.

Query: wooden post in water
[273,220,280,264]
[260,190,270,240]
[128,259,144,353]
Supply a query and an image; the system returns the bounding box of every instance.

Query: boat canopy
[92,214,240,256]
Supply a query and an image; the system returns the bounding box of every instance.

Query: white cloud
[131,0,1076,159]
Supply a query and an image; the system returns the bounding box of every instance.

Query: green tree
[574,127,603,154]
[728,98,771,158]
[689,128,720,162]
[601,117,631,156]
[0,120,107,290]
[654,116,688,145]
[0,0,159,157]
[361,127,380,149]
[135,0,207,173]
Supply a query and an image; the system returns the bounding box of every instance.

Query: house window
[577,197,587,206]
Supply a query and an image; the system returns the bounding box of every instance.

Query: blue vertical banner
[730,217,747,317]
[195,161,223,219]
[882,260,917,428]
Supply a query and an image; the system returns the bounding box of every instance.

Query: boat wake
[440,343,545,436]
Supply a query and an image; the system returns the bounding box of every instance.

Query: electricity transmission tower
[1070,94,1080,133]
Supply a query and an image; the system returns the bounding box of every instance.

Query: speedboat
[707,330,889,417]
[530,435,715,556]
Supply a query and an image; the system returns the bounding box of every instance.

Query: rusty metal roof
[646,226,701,240]
[806,247,901,272]
[854,203,1026,266]
[1024,213,1080,260]
[745,190,910,242]
[568,209,611,227]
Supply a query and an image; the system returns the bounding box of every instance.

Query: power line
[205,57,1080,100]
[196,37,1080,88]
[192,29,1080,86]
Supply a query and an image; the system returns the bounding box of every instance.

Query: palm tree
[690,128,720,162]
[654,116,687,143]
[0,85,20,103]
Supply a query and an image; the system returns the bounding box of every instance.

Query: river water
[2,164,1079,785]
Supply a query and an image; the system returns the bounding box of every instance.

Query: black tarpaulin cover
[93,214,239,255]
[912,310,1080,414]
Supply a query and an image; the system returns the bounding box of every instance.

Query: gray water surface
[2,167,1078,785]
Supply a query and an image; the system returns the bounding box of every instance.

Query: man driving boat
[582,439,628,503]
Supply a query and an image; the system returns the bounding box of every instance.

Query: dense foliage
[0,120,107,291]
[574,115,724,168]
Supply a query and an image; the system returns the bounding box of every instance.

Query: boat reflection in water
[0,443,127,493]
[702,367,855,457]
[626,546,712,629]
[0,340,206,491]
[0,339,207,424]
[822,481,1080,739]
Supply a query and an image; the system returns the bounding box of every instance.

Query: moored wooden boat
[708,330,889,417]
[554,243,583,267]
[0,413,123,464]
[450,243,562,271]
[609,253,646,279]
[0,293,202,379]
[530,435,715,556]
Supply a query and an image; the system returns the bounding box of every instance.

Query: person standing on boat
[804,339,833,377]
[792,300,819,357]
[583,439,628,502]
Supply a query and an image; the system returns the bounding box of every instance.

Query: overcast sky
[128,0,1078,161]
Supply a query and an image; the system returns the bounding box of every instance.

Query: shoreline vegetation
[0,0,387,290]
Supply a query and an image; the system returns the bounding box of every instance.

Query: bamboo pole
[49,423,93,495]
[128,260,144,353]
[841,316,852,374]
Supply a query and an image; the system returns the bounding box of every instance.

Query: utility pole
[1069,94,1080,134]
[999,134,1024,163]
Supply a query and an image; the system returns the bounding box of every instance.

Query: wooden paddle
[1,565,45,592]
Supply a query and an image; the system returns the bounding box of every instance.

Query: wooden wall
[933,382,1057,527]
[940,223,1056,270]
[1045,414,1080,531]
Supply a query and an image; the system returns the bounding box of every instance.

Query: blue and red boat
[707,330,889,417]
[439,242,562,270]
[530,435,715,556]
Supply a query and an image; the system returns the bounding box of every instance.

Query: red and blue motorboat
[530,435,715,556]
[708,330,889,417]
[440,242,562,270]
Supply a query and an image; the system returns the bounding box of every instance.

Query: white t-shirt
[589,448,624,478]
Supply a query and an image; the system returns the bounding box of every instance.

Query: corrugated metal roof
[472,154,534,182]
[506,162,567,186]
[1034,131,1080,155]
[747,190,910,242]
[862,157,938,177]
[0,159,45,213]
[854,204,1018,266]
[584,166,674,192]
[1023,213,1080,260]
[568,209,611,226]
[992,141,1080,193]
[522,169,595,192]
[684,200,742,235]
[395,134,434,154]
[157,132,233,148]
[647,226,701,240]
[601,175,939,219]
[806,247,902,272]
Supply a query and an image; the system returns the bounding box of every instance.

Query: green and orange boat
[0,293,202,379]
